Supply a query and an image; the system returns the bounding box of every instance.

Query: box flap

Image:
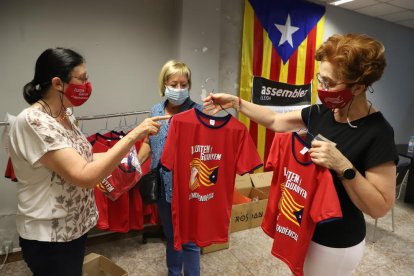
[235,173,252,189]
[83,253,128,276]
[250,172,273,188]
[201,241,229,254]
[83,252,100,263]
[99,256,127,276]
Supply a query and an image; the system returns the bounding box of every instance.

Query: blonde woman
[138,60,202,276]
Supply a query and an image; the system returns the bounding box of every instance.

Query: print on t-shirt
[188,144,221,201]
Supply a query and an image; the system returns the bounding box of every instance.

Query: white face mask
[165,86,189,106]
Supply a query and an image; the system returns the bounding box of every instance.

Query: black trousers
[19,234,87,276]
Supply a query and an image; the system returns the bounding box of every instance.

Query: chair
[372,162,410,242]
[396,163,410,200]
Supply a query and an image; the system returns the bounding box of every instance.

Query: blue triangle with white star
[294,208,304,225]
[249,0,325,64]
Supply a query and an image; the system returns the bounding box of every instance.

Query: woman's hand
[310,139,396,218]
[132,115,170,138]
[202,93,239,115]
[308,140,352,174]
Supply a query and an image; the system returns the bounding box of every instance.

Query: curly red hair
[315,34,386,87]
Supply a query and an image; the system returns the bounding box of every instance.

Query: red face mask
[317,87,353,109]
[63,82,92,106]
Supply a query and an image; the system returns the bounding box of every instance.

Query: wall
[0,0,413,251]
[322,6,414,144]
[178,0,221,100]
[178,0,244,116]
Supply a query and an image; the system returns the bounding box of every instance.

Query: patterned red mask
[317,87,353,109]
[63,82,92,106]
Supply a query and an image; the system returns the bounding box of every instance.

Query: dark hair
[23,48,85,104]
[315,33,386,87]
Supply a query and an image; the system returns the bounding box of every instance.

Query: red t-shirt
[90,133,148,232]
[262,132,342,276]
[93,133,141,202]
[4,158,17,182]
[161,108,262,250]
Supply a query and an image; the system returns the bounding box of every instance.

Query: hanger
[114,116,132,134]
[209,89,232,116]
[125,115,140,132]
[298,104,320,139]
[296,127,310,136]
[79,120,89,136]
[98,118,111,134]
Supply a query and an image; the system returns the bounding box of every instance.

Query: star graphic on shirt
[275,14,299,47]
[294,209,303,225]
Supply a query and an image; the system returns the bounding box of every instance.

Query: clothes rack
[76,110,150,121]
[0,110,151,126]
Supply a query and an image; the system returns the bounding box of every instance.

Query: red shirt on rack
[90,132,147,232]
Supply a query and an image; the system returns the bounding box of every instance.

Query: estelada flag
[239,0,325,171]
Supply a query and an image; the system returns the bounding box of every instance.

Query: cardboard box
[83,253,128,276]
[250,171,273,196]
[201,241,230,254]
[229,173,270,233]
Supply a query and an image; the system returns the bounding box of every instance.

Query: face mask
[63,82,92,106]
[317,87,353,109]
[165,86,189,106]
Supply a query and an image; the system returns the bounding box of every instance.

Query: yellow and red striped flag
[239,0,325,172]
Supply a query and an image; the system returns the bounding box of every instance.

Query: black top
[301,104,398,248]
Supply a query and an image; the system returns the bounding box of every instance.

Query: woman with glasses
[8,48,167,276]
[138,60,202,276]
[203,34,398,275]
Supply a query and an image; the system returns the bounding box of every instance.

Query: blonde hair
[158,60,192,97]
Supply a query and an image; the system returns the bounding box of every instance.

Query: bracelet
[235,96,241,111]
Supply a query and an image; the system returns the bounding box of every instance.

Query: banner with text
[252,76,311,113]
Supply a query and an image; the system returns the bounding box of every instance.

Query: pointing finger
[151,115,171,122]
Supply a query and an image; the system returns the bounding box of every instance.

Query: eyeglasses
[316,73,345,91]
[71,74,89,84]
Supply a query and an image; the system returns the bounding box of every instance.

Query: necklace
[346,99,373,129]
[56,114,68,122]
[37,99,68,122]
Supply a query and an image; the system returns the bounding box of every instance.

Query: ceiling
[312,0,414,29]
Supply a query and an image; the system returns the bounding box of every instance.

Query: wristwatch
[338,167,356,180]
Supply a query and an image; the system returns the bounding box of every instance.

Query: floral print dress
[8,108,98,242]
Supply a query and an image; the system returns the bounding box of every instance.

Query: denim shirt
[149,98,202,203]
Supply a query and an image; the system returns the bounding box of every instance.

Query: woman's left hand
[308,140,352,173]
[310,138,397,218]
